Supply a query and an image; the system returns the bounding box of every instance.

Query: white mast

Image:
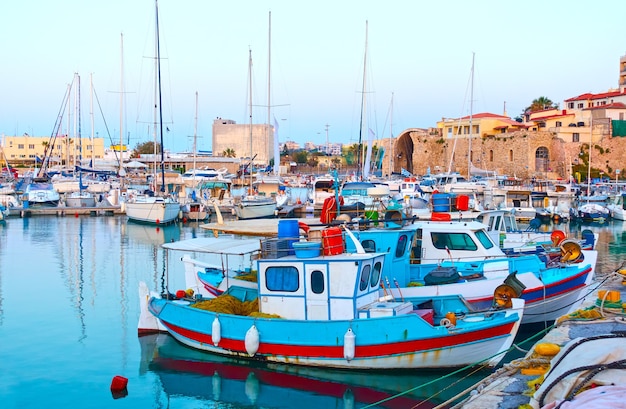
[90,73,95,168]
[587,115,593,199]
[389,92,394,175]
[468,52,475,180]
[193,91,198,188]
[119,33,125,171]
[248,47,254,193]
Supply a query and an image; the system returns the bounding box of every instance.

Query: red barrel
[322,227,344,255]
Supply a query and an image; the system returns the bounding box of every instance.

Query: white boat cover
[162,237,261,255]
[531,335,626,409]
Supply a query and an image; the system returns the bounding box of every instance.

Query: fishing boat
[138,229,524,370]
[125,0,180,225]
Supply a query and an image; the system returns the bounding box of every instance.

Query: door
[305,264,328,320]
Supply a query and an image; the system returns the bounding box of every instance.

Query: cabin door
[305,264,329,320]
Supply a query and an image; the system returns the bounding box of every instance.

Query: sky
[2,0,626,154]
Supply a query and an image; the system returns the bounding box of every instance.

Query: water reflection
[139,333,484,408]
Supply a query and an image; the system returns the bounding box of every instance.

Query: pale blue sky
[1,0,625,153]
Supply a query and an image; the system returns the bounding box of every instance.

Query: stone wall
[378,130,626,180]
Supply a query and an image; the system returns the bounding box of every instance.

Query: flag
[401,167,411,177]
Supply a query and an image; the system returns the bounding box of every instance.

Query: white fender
[344,328,356,361]
[212,372,221,401]
[212,316,221,346]
[245,325,260,356]
[244,372,260,404]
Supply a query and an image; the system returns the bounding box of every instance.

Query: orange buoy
[551,230,566,246]
[110,375,128,392]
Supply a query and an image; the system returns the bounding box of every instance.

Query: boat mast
[587,115,593,200]
[248,47,254,193]
[356,20,368,181]
[267,11,272,175]
[155,0,165,194]
[389,92,394,175]
[193,91,198,188]
[468,52,474,180]
[89,73,95,168]
[119,33,125,174]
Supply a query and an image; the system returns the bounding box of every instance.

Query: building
[0,134,106,167]
[212,118,275,166]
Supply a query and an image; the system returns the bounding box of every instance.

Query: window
[555,121,562,127]
[395,234,408,258]
[577,103,584,109]
[489,150,494,162]
[310,270,324,294]
[509,150,513,162]
[265,266,299,292]
[361,239,376,253]
[370,261,382,287]
[573,133,579,142]
[475,229,495,249]
[431,232,477,251]
[28,144,35,149]
[18,144,24,149]
[568,102,574,109]
[359,264,371,291]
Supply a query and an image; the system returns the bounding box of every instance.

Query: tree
[293,150,308,165]
[522,96,559,119]
[222,148,236,158]
[131,141,161,158]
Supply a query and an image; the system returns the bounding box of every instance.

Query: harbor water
[0,215,624,408]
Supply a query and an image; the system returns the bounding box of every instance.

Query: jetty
[9,205,123,218]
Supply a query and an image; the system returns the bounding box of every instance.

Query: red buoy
[156,219,161,224]
[176,290,186,298]
[110,375,128,392]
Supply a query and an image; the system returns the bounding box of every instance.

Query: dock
[8,205,124,218]
[456,267,626,408]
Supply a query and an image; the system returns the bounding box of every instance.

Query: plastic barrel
[278,219,299,254]
[432,193,451,212]
[322,227,344,255]
[581,229,595,248]
[456,194,469,211]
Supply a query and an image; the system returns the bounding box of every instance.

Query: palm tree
[522,96,559,119]
[222,148,236,158]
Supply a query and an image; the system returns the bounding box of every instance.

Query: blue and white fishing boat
[336,216,597,324]
[138,233,524,370]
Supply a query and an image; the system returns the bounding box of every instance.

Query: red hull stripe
[161,320,516,359]
[469,267,591,305]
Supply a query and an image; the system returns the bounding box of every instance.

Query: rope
[361,324,556,409]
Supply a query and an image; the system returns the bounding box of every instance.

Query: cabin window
[361,239,376,253]
[370,261,382,287]
[265,266,299,292]
[431,232,478,251]
[359,264,371,291]
[310,270,324,294]
[395,234,409,258]
[475,229,495,249]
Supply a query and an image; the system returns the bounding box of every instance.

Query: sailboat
[233,48,277,220]
[125,0,180,225]
[181,92,209,222]
[66,73,96,208]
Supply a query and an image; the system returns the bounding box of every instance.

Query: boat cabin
[256,251,388,321]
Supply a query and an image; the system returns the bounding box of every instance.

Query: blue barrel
[278,219,299,255]
[432,193,451,212]
[581,229,595,248]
